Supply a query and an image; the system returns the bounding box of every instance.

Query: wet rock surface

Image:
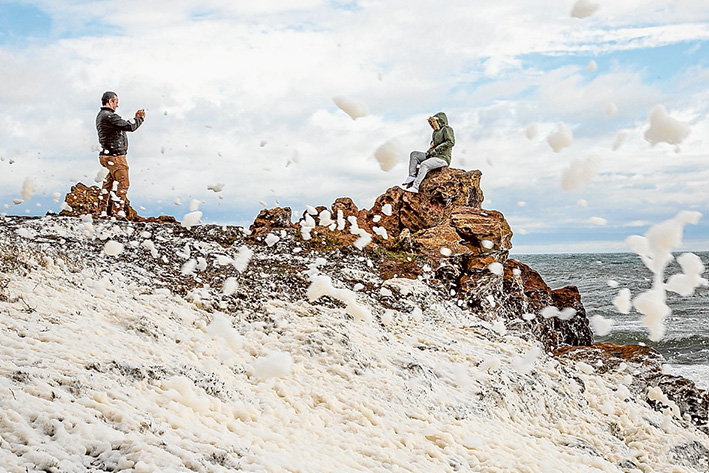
[555,343,709,436]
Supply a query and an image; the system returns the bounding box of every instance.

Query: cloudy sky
[1,0,708,254]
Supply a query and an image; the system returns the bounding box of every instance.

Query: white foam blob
[561,156,599,191]
[21,178,36,201]
[590,315,614,336]
[374,138,401,172]
[612,131,628,151]
[332,96,368,120]
[103,240,124,256]
[546,123,573,153]
[626,211,702,341]
[487,262,504,276]
[613,288,632,314]
[525,123,539,140]
[644,105,690,147]
[252,351,294,380]
[181,211,202,229]
[571,0,599,18]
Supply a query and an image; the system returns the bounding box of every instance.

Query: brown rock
[332,197,360,222]
[500,259,593,351]
[450,208,512,253]
[412,225,470,257]
[408,207,513,272]
[59,183,103,217]
[359,167,484,243]
[250,207,294,237]
[553,342,663,371]
[57,183,177,224]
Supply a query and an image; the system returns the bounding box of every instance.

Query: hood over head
[433,112,448,127]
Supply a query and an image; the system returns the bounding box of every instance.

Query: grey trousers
[408,151,447,189]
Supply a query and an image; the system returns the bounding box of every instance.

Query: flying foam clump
[561,156,599,191]
[612,131,628,151]
[223,278,238,297]
[613,288,632,314]
[332,96,368,120]
[265,233,280,247]
[665,253,708,296]
[525,123,538,140]
[181,211,202,229]
[546,123,573,153]
[319,210,335,228]
[374,138,401,172]
[21,178,36,201]
[94,168,109,183]
[540,306,577,320]
[626,210,703,341]
[571,0,599,18]
[487,262,504,276]
[644,105,690,147]
[232,247,253,272]
[590,315,613,336]
[207,183,225,193]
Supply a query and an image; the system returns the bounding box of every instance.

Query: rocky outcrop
[57,169,592,352]
[249,206,294,238]
[250,166,592,352]
[57,183,178,224]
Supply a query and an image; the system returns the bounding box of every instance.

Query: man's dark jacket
[96,107,144,156]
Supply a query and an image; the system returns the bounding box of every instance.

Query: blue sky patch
[0,2,52,44]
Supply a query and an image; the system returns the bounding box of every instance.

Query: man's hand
[135,109,146,119]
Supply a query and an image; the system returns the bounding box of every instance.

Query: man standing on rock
[95,91,145,218]
[402,112,455,194]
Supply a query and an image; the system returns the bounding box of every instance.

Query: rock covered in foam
[57,182,178,224]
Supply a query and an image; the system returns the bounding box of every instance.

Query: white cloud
[1,2,708,252]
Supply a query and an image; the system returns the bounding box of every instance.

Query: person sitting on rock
[402,112,455,193]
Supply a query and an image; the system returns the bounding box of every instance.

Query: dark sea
[513,251,709,390]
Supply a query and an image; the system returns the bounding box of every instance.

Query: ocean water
[514,251,709,390]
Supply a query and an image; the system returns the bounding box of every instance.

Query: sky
[1,0,708,254]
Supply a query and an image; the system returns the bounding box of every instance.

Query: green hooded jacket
[425,112,455,165]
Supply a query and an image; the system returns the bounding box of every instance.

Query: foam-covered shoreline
[1,213,708,472]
